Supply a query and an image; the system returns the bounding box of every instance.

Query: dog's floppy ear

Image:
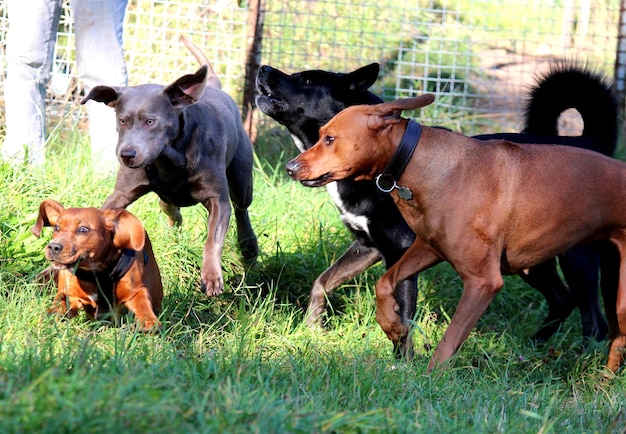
[102,209,146,251]
[32,200,65,237]
[367,94,435,130]
[80,86,121,108]
[164,65,208,108]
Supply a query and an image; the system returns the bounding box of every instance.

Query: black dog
[257,64,419,357]
[256,62,616,355]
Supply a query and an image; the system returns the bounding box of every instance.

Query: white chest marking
[326,182,371,236]
[291,134,307,153]
[291,134,371,237]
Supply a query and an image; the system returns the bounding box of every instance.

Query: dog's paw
[137,318,162,333]
[201,274,225,296]
[393,334,416,360]
[239,234,258,266]
[375,297,408,344]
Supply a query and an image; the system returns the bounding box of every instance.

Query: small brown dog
[32,199,163,331]
[286,94,626,373]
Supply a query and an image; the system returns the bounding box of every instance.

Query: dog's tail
[179,34,222,89]
[522,62,619,156]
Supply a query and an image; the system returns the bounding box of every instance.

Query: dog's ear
[367,94,435,130]
[340,63,379,92]
[367,110,403,131]
[380,94,436,112]
[102,209,146,251]
[164,65,208,108]
[80,86,121,108]
[32,200,65,237]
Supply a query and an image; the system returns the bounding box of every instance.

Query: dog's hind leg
[226,147,258,264]
[159,199,183,226]
[393,276,419,359]
[305,238,381,327]
[519,258,576,342]
[599,242,626,372]
[559,245,608,342]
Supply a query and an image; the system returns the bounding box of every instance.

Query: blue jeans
[2,0,128,166]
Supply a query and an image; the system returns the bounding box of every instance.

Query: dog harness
[375,119,422,200]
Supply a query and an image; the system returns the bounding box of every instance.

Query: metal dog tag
[396,185,413,200]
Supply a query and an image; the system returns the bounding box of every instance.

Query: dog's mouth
[46,247,88,271]
[255,83,288,112]
[48,258,81,271]
[299,173,334,187]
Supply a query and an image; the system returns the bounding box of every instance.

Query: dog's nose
[120,149,136,166]
[285,160,300,178]
[258,65,270,76]
[47,242,63,257]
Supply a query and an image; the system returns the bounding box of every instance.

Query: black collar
[375,119,422,200]
[74,248,144,287]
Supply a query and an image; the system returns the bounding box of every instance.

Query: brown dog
[32,200,163,331]
[285,94,626,373]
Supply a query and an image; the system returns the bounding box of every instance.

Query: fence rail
[0,0,622,141]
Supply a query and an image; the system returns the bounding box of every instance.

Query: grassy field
[0,122,625,433]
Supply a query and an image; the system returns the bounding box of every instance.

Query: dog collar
[109,248,145,281]
[74,248,147,285]
[375,119,422,200]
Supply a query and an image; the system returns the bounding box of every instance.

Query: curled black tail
[522,63,619,156]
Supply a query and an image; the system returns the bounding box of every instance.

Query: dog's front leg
[306,238,382,327]
[119,284,161,331]
[427,265,504,372]
[102,168,151,209]
[376,238,441,358]
[201,196,231,296]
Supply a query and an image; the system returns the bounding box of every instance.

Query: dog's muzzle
[120,149,139,167]
[46,242,80,269]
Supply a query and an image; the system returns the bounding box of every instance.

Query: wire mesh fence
[0,0,621,141]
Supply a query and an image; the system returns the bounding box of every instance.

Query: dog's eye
[304,78,312,85]
[324,136,335,145]
[145,119,155,126]
[119,118,127,127]
[76,226,90,235]
[53,224,60,232]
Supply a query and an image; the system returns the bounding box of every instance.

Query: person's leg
[72,0,128,169]
[3,0,62,165]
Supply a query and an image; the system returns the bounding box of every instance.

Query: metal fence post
[615,0,626,139]
[242,0,264,144]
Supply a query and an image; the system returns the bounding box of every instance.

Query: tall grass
[0,128,625,433]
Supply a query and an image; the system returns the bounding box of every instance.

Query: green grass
[1,127,626,433]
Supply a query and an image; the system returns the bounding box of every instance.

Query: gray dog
[80,36,258,296]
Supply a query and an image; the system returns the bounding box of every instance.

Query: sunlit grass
[0,122,625,432]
